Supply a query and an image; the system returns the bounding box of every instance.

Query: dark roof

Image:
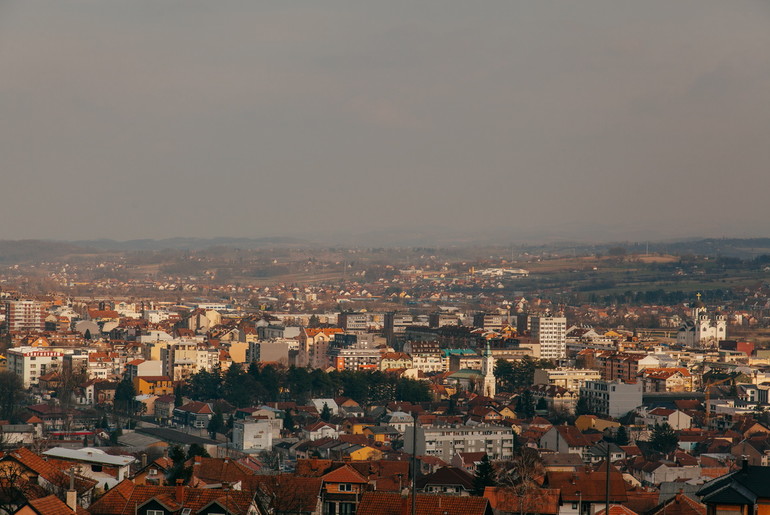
[416,466,474,490]
[136,427,218,446]
[698,463,770,505]
[357,492,492,515]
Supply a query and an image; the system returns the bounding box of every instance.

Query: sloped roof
[484,487,560,515]
[322,464,368,484]
[357,492,491,515]
[416,467,474,490]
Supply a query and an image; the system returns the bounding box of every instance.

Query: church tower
[481,340,496,398]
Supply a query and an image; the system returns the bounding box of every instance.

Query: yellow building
[133,376,174,396]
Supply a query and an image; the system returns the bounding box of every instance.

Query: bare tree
[251,474,320,515]
[0,461,41,515]
[495,448,545,515]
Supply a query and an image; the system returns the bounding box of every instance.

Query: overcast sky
[1,1,769,243]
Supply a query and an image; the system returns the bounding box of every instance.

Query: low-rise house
[303,421,340,441]
[172,401,213,429]
[539,426,602,462]
[87,479,258,515]
[698,460,770,515]
[321,464,369,515]
[484,487,560,515]
[416,466,475,496]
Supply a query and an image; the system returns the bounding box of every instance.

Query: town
[0,242,769,515]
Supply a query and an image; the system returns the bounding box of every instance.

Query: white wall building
[405,424,515,462]
[531,315,567,360]
[580,379,643,419]
[7,347,64,387]
[232,420,274,451]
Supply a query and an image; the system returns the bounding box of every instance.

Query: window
[147,510,165,515]
[339,483,352,492]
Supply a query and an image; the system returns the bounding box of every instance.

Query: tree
[283,410,295,432]
[615,425,630,446]
[308,315,321,328]
[174,387,184,408]
[320,402,332,422]
[186,443,210,460]
[496,448,545,515]
[258,449,281,471]
[575,395,593,416]
[114,378,136,415]
[0,372,25,421]
[473,454,496,495]
[515,390,535,419]
[649,423,679,456]
[207,411,224,438]
[535,397,548,411]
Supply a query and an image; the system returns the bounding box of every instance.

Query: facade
[7,347,64,388]
[232,420,273,451]
[405,424,515,462]
[5,300,45,333]
[533,368,602,391]
[530,316,567,360]
[580,379,643,418]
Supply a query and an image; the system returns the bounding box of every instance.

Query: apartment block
[405,424,515,462]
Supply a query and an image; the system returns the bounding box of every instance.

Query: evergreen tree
[473,454,496,495]
[208,411,224,438]
[174,387,184,408]
[649,423,679,456]
[615,425,630,446]
[536,397,548,411]
[114,379,136,415]
[186,443,210,459]
[575,395,593,416]
[320,402,332,422]
[515,390,536,419]
[283,410,295,432]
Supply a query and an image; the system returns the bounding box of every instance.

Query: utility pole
[605,444,611,515]
[411,411,418,515]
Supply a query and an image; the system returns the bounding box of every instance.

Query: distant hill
[72,237,311,251]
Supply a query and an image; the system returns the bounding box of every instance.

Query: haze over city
[2,1,769,243]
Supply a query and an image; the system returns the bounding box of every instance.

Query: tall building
[5,300,45,333]
[530,315,567,360]
[481,340,496,397]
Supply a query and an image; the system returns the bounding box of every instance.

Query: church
[676,294,727,348]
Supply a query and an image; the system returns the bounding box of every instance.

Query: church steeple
[481,339,496,398]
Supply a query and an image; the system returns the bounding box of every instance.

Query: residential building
[533,368,602,391]
[580,380,643,418]
[5,300,45,333]
[530,316,567,360]
[232,419,274,451]
[405,424,515,462]
[7,346,64,388]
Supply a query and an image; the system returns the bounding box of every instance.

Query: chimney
[176,479,184,503]
[66,468,77,512]
[401,495,409,515]
[141,453,148,468]
[742,455,749,472]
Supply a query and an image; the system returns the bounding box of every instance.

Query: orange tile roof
[26,494,89,515]
[322,464,368,484]
[484,487,560,515]
[357,492,491,515]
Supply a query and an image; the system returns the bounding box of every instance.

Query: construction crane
[704,375,735,428]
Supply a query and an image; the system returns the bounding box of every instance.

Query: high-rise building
[530,315,567,360]
[5,300,45,333]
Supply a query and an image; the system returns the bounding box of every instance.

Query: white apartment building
[160,341,219,381]
[533,367,602,391]
[405,424,515,462]
[232,420,274,451]
[580,379,643,418]
[5,300,45,333]
[531,315,567,360]
[7,347,65,387]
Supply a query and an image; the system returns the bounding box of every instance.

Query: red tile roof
[357,492,491,515]
[322,464,368,484]
[484,487,560,515]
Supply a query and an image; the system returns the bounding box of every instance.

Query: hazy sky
[1,1,769,243]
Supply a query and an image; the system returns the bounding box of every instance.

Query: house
[172,401,213,429]
[545,463,628,515]
[303,422,340,441]
[0,447,98,509]
[87,479,258,515]
[451,452,487,473]
[641,408,693,431]
[153,394,177,424]
[132,457,174,486]
[697,459,770,515]
[647,491,706,515]
[133,376,174,396]
[416,466,475,496]
[321,465,369,515]
[13,494,87,515]
[357,492,493,515]
[539,426,602,461]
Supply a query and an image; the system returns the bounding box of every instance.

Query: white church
[676,294,727,348]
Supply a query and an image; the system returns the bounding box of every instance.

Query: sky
[1,1,769,244]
